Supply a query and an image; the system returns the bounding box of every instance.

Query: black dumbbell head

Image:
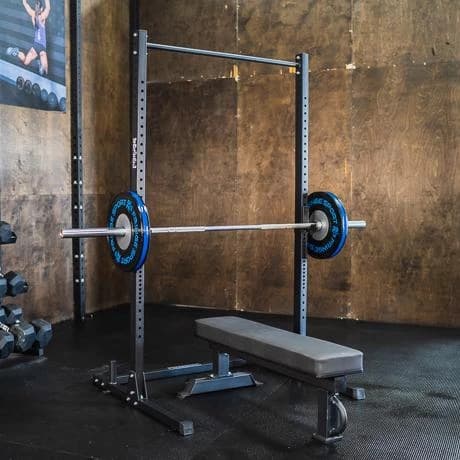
[0,330,14,359]
[0,278,6,300]
[0,329,14,359]
[5,272,28,297]
[31,319,52,349]
[0,222,17,245]
[2,305,23,325]
[11,321,35,353]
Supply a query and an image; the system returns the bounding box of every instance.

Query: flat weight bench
[179,316,363,444]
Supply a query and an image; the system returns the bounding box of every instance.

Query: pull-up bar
[147,42,298,68]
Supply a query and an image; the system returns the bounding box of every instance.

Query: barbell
[61,191,366,271]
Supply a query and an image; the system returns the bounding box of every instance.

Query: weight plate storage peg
[307,192,349,259]
[107,191,150,272]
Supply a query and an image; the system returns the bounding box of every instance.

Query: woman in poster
[6,0,51,76]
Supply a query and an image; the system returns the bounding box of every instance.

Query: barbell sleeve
[60,220,366,239]
[347,220,367,229]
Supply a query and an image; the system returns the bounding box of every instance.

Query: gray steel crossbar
[147,42,297,67]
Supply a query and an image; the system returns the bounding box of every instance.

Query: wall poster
[0,0,66,112]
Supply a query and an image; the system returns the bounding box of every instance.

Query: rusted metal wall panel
[309,69,353,319]
[140,0,237,83]
[144,79,238,309]
[235,75,295,314]
[133,0,460,327]
[81,0,131,312]
[0,196,73,322]
[350,63,460,327]
[237,0,352,75]
[352,0,460,68]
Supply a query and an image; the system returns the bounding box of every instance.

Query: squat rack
[144,41,308,336]
[144,42,308,333]
[92,30,310,435]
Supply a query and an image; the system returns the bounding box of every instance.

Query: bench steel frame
[92,28,363,437]
[179,343,351,443]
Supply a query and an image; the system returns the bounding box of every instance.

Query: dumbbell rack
[91,29,364,435]
[0,229,48,369]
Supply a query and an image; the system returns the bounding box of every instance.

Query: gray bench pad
[196,316,363,378]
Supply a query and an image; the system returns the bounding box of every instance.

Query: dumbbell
[0,329,14,359]
[0,308,35,353]
[0,222,17,245]
[31,319,52,349]
[0,307,52,350]
[1,305,23,324]
[4,272,28,297]
[0,322,35,353]
[0,277,6,299]
[0,306,14,358]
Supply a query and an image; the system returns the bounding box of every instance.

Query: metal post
[109,360,118,385]
[70,0,85,323]
[130,29,148,394]
[294,53,309,336]
[92,29,195,434]
[130,0,139,33]
[213,352,230,377]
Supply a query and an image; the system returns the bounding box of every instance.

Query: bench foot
[178,371,260,399]
[342,385,366,400]
[312,433,343,444]
[178,351,261,399]
[313,390,348,444]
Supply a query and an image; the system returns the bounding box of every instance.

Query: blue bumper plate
[107,191,150,272]
[307,191,348,259]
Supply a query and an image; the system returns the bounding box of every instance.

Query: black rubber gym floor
[0,304,458,459]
